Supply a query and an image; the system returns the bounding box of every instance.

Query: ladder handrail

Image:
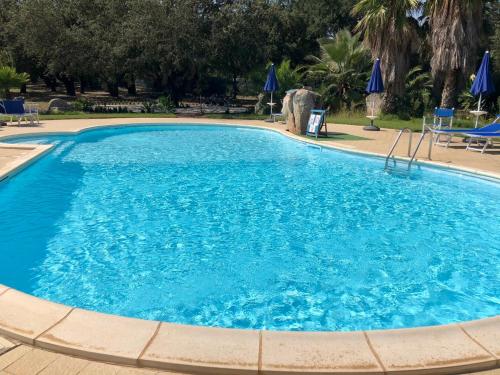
[385,126,434,171]
[407,125,434,170]
[385,128,413,169]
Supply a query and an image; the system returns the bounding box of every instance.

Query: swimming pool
[0,124,498,332]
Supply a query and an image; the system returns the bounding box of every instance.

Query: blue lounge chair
[463,132,500,153]
[430,115,500,148]
[423,107,455,147]
[0,99,38,126]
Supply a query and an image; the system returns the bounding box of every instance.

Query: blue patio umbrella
[366,58,384,94]
[364,58,384,131]
[471,51,495,111]
[263,63,279,118]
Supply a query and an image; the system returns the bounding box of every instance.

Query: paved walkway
[0,335,498,375]
[0,336,177,375]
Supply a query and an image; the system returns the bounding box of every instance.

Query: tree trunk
[152,74,163,92]
[59,76,76,96]
[107,82,119,97]
[127,81,136,96]
[231,75,238,99]
[369,19,413,114]
[381,93,400,114]
[430,0,483,109]
[43,76,57,92]
[20,84,27,94]
[440,69,463,108]
[79,78,86,94]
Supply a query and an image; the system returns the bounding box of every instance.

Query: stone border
[0,288,498,374]
[0,121,499,374]
[0,143,54,182]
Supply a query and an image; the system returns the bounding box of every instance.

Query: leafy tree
[209,0,270,98]
[13,0,100,96]
[352,0,420,113]
[288,0,357,37]
[303,30,371,111]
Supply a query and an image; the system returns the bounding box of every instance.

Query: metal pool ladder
[385,127,433,171]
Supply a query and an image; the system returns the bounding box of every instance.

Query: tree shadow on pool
[0,142,85,292]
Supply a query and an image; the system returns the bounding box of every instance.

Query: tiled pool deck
[0,118,498,374]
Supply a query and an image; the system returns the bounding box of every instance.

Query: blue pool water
[0,125,498,331]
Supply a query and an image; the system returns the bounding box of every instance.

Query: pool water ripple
[0,125,498,331]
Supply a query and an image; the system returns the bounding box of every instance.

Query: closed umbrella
[263,63,279,120]
[364,58,384,131]
[366,58,384,94]
[471,51,495,112]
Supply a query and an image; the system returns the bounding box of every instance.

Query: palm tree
[275,59,302,100]
[427,0,484,108]
[304,29,371,111]
[0,66,30,99]
[403,66,433,117]
[352,0,420,113]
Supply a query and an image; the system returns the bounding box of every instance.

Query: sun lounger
[463,132,500,153]
[0,100,38,126]
[430,116,500,148]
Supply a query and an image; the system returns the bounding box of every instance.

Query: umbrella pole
[473,93,482,128]
[270,92,273,119]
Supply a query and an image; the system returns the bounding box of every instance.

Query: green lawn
[36,111,486,132]
[327,113,479,132]
[39,112,176,120]
[201,113,269,120]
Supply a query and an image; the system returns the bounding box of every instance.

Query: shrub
[157,95,176,113]
[72,98,94,112]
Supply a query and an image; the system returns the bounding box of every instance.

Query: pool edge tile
[460,316,500,361]
[0,289,72,345]
[35,309,159,366]
[367,324,497,375]
[139,322,260,374]
[260,330,384,374]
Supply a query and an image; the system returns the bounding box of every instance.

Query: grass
[201,113,269,120]
[36,111,487,132]
[327,112,478,132]
[39,112,176,120]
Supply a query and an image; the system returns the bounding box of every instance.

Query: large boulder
[48,98,72,112]
[291,89,321,135]
[282,89,297,131]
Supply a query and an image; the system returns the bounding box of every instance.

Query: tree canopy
[0,0,498,115]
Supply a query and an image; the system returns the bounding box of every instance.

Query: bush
[141,101,156,113]
[157,95,176,113]
[72,98,93,112]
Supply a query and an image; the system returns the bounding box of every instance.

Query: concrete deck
[1,335,499,375]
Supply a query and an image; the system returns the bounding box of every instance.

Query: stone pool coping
[0,120,499,374]
[0,287,498,374]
